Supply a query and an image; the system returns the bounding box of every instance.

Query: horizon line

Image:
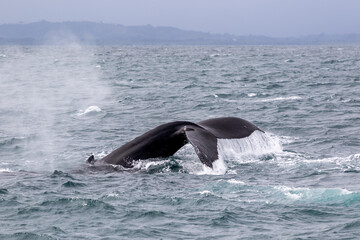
[1,20,359,39]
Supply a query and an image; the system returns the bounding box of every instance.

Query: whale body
[88,117,263,168]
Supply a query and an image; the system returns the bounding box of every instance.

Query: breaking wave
[76,106,102,116]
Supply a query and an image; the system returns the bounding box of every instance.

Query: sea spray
[0,46,110,171]
[217,131,283,163]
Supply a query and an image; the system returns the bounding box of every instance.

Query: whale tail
[97,117,262,169]
[87,154,96,164]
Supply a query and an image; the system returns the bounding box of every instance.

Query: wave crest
[77,106,102,116]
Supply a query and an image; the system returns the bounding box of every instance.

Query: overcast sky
[1,0,360,37]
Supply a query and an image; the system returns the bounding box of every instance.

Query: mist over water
[0,45,359,239]
[0,45,110,171]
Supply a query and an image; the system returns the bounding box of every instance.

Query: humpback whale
[88,117,263,168]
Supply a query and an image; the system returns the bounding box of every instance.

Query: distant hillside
[0,21,359,45]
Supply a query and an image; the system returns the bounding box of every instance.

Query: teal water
[0,45,359,239]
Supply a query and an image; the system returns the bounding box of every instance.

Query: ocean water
[0,45,359,239]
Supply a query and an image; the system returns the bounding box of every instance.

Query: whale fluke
[184,125,218,167]
[91,117,263,168]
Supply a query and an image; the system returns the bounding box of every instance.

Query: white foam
[226,169,237,175]
[144,160,168,170]
[196,158,227,175]
[227,179,245,185]
[274,186,306,200]
[302,153,360,164]
[106,192,120,198]
[274,185,353,202]
[175,144,227,175]
[260,96,302,102]
[199,190,213,195]
[77,105,102,116]
[0,168,14,173]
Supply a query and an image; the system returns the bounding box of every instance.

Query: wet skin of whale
[88,117,263,168]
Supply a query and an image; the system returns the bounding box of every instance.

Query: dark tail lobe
[87,154,95,164]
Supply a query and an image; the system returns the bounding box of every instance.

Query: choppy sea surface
[0,45,359,239]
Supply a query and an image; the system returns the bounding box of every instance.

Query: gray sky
[1,0,360,37]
